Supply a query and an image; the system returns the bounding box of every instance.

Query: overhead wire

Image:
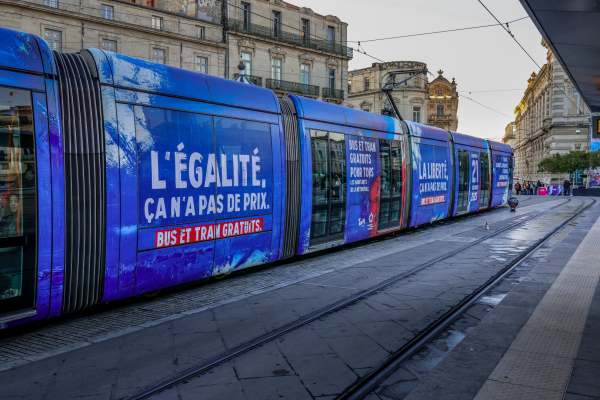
[476,0,583,114]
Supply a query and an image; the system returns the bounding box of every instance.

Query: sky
[296,0,547,140]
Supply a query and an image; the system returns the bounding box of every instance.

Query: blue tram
[0,27,513,328]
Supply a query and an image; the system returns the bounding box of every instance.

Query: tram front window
[0,87,37,312]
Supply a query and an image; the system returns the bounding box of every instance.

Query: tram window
[378,139,402,231]
[0,86,37,312]
[479,152,489,208]
[310,130,346,243]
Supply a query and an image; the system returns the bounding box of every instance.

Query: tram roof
[85,49,279,114]
[290,95,403,134]
[0,27,55,75]
[449,131,488,150]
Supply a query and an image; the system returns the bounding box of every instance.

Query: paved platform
[1,195,598,400]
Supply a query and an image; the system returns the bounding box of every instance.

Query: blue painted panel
[410,141,452,227]
[33,36,56,75]
[137,214,273,251]
[489,140,512,153]
[214,117,273,220]
[407,121,450,143]
[101,86,120,302]
[346,203,379,242]
[270,123,283,263]
[136,107,216,228]
[0,70,45,92]
[468,151,481,213]
[45,78,65,318]
[450,131,487,149]
[99,51,279,114]
[85,49,113,84]
[203,74,279,113]
[213,231,272,275]
[347,135,380,206]
[114,89,279,125]
[116,104,138,288]
[32,93,52,312]
[491,153,511,207]
[135,241,214,294]
[0,27,44,73]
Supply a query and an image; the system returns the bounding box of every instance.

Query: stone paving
[0,195,587,400]
[0,196,555,371]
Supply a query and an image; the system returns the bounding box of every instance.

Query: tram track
[338,197,596,400]
[123,198,580,400]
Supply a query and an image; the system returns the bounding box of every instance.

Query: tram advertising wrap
[492,154,511,207]
[346,136,381,240]
[412,142,451,225]
[468,152,481,213]
[136,107,273,239]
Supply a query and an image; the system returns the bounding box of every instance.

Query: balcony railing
[228,18,353,58]
[266,79,319,97]
[429,115,453,121]
[322,87,344,101]
[233,74,263,86]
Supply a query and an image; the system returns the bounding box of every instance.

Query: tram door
[456,149,469,213]
[0,86,37,314]
[378,139,402,231]
[310,130,346,245]
[479,152,490,209]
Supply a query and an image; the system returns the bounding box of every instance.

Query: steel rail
[338,198,596,400]
[123,199,573,400]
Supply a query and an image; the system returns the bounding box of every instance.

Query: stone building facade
[0,0,351,104]
[347,62,458,131]
[512,40,590,185]
[0,0,226,75]
[502,122,516,150]
[226,0,351,104]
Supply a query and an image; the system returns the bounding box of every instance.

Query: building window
[196,26,205,39]
[437,105,444,115]
[271,58,282,80]
[147,0,154,7]
[101,5,114,20]
[101,39,117,53]
[152,48,166,64]
[241,2,251,25]
[302,19,310,44]
[152,16,163,30]
[327,26,335,43]
[572,88,584,115]
[301,63,310,85]
[328,69,336,89]
[412,107,421,123]
[44,0,58,8]
[362,105,370,112]
[414,74,420,87]
[348,80,352,93]
[241,52,252,75]
[44,29,62,52]
[196,56,208,74]
[272,11,281,38]
[364,77,370,91]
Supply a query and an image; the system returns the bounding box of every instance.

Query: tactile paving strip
[474,205,600,399]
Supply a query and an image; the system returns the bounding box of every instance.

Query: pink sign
[538,187,547,196]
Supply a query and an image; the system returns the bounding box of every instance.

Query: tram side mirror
[508,197,519,212]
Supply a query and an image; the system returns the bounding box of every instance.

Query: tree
[537,151,591,174]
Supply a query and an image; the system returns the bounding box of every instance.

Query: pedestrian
[515,182,521,195]
[534,181,540,195]
[563,178,571,196]
[524,182,530,195]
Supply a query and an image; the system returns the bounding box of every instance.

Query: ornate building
[502,122,516,150]
[227,0,351,105]
[512,40,590,185]
[347,62,458,131]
